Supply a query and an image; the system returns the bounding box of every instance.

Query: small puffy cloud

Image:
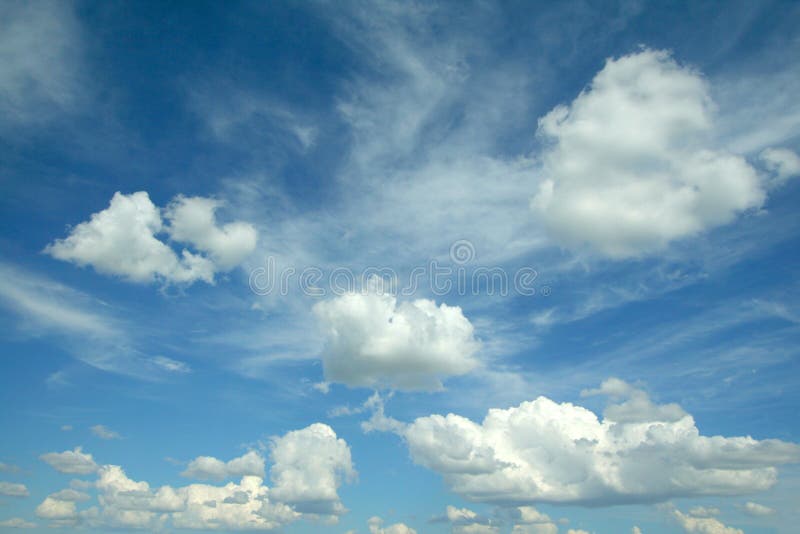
[632,528,643,534]
[372,380,800,506]
[689,506,720,518]
[45,191,256,285]
[164,195,258,270]
[512,525,557,534]
[566,530,590,534]
[313,286,480,390]
[532,49,767,258]
[40,447,98,475]
[0,517,36,528]
[0,481,29,497]
[90,424,121,440]
[581,377,686,423]
[740,501,775,517]
[368,516,417,534]
[269,423,356,516]
[672,507,743,534]
[503,506,557,534]
[35,497,77,520]
[181,450,265,481]
[760,147,800,187]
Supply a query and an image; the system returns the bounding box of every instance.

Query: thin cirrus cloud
[33,423,355,531]
[531,48,798,259]
[0,262,191,379]
[364,378,800,506]
[45,191,257,286]
[313,284,481,391]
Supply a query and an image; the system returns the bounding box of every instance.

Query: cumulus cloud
[632,528,643,534]
[313,285,480,390]
[0,481,29,497]
[439,505,499,534]
[36,497,77,520]
[532,49,771,258]
[45,191,256,285]
[181,451,265,482]
[269,423,356,515]
[370,379,800,506]
[40,447,98,475]
[34,424,355,531]
[368,516,417,534]
[672,507,743,534]
[740,501,775,517]
[164,195,258,270]
[90,424,121,440]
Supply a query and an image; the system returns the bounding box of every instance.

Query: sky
[1,0,800,533]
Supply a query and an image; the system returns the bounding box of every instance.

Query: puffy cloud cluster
[313,286,480,390]
[367,516,418,534]
[443,505,499,534]
[33,423,355,531]
[374,379,800,506]
[531,49,777,258]
[671,507,743,534]
[40,447,98,475]
[506,506,558,534]
[181,451,265,481]
[268,423,356,515]
[45,192,256,285]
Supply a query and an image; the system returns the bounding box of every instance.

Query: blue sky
[1,1,800,533]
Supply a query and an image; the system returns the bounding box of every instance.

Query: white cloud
[313,285,480,390]
[672,507,743,534]
[566,530,590,534]
[760,147,800,187]
[181,451,266,482]
[689,506,720,518]
[269,423,356,516]
[34,424,355,531]
[371,379,800,505]
[512,526,558,534]
[164,195,258,270]
[368,516,417,534]
[35,497,77,520]
[40,447,98,475]
[90,424,121,440]
[0,517,36,528]
[740,501,775,517]
[532,49,768,258]
[0,481,29,497]
[632,528,642,534]
[45,191,256,285]
[45,192,214,284]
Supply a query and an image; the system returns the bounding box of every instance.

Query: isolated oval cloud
[313,288,480,391]
[45,191,257,285]
[532,49,767,258]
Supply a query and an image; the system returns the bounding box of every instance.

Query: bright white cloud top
[33,423,354,531]
[531,49,791,258]
[370,379,800,505]
[313,285,480,390]
[45,191,256,285]
[39,447,98,475]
